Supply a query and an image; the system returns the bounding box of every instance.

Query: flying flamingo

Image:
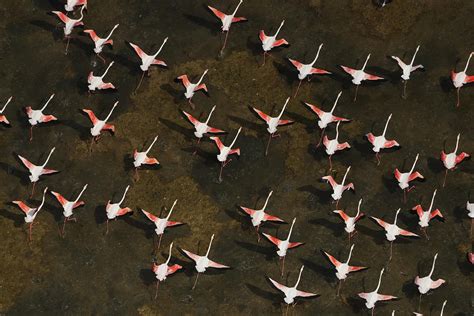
[129,37,168,92]
[414,253,446,311]
[239,190,285,241]
[0,96,13,125]
[82,101,118,150]
[411,189,443,239]
[440,134,470,187]
[133,136,160,181]
[340,54,384,102]
[210,127,242,182]
[252,97,293,156]
[51,6,85,54]
[371,208,419,261]
[259,20,289,65]
[322,121,351,171]
[451,52,474,107]
[358,268,397,316]
[322,166,354,208]
[391,45,424,98]
[105,185,132,234]
[13,187,48,242]
[83,24,119,62]
[182,106,226,154]
[18,147,58,198]
[366,113,400,165]
[141,199,184,250]
[323,244,368,296]
[262,217,304,276]
[304,91,350,147]
[152,242,182,299]
[333,198,365,243]
[176,69,208,108]
[268,265,318,313]
[288,43,331,97]
[207,0,247,55]
[87,61,115,92]
[394,154,424,203]
[181,234,230,290]
[25,94,58,141]
[51,184,88,237]
[64,0,87,12]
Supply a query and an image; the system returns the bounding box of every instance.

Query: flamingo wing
[411,205,424,219]
[455,152,470,164]
[18,155,35,170]
[295,289,318,298]
[277,119,294,126]
[116,207,132,216]
[262,233,282,247]
[167,264,182,276]
[288,58,303,70]
[252,107,271,123]
[166,221,184,227]
[323,251,341,268]
[366,133,376,145]
[363,73,384,81]
[207,6,226,21]
[340,65,357,76]
[84,29,99,42]
[310,67,331,75]
[129,42,146,59]
[322,175,337,189]
[177,75,191,88]
[52,11,69,24]
[348,265,368,272]
[272,39,289,48]
[430,209,443,219]
[398,228,419,237]
[268,277,289,293]
[51,191,68,207]
[287,241,304,249]
[210,136,225,151]
[12,201,32,214]
[181,249,200,263]
[304,102,324,118]
[376,294,397,302]
[259,30,267,43]
[240,206,256,216]
[41,168,59,175]
[182,110,199,126]
[371,216,389,229]
[333,210,349,222]
[391,56,407,69]
[207,259,230,269]
[82,109,99,125]
[408,171,424,182]
[206,126,226,134]
[141,209,158,222]
[383,140,399,149]
[263,213,285,223]
[231,16,247,23]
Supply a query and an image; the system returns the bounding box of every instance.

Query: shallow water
[0,0,473,315]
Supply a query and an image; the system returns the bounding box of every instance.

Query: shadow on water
[234,240,275,261]
[245,282,281,306]
[309,218,343,238]
[0,208,23,227]
[300,257,334,283]
[298,184,331,204]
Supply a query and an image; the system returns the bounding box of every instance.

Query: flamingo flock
[0,1,471,315]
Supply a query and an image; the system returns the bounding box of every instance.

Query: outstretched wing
[18,155,35,170]
[210,136,225,151]
[370,216,389,229]
[304,102,324,118]
[340,65,357,76]
[268,277,289,293]
[82,109,98,125]
[391,56,407,69]
[177,75,191,88]
[84,29,99,42]
[323,251,342,268]
[52,11,69,24]
[51,191,68,207]
[129,42,146,59]
[182,110,199,126]
[288,58,303,70]
[141,209,158,222]
[207,259,230,269]
[252,107,271,123]
[12,201,31,215]
[181,249,200,263]
[207,6,226,22]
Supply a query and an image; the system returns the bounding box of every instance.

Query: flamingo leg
[134,168,140,182]
[376,153,381,166]
[193,138,202,156]
[220,31,229,56]
[353,85,359,102]
[154,280,160,299]
[281,256,286,277]
[256,225,261,243]
[192,272,200,290]
[418,293,422,312]
[316,128,325,148]
[65,37,71,55]
[188,98,195,110]
[337,280,342,296]
[403,189,407,204]
[456,87,460,107]
[422,227,429,240]
[265,133,272,156]
[61,217,67,238]
[294,80,302,98]
[106,219,109,235]
[29,126,33,142]
[157,234,163,251]
[262,52,266,66]
[402,80,408,99]
[218,162,224,183]
[328,155,333,171]
[30,182,36,199]
[442,169,448,187]
[135,71,146,94]
[371,307,375,316]
[97,53,106,64]
[389,241,393,261]
[28,223,33,242]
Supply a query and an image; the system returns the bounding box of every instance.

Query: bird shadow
[234,240,275,260]
[43,202,62,222]
[273,60,297,85]
[0,161,26,184]
[401,279,418,299]
[62,117,90,140]
[30,20,62,40]
[285,110,316,134]
[228,114,262,135]
[300,258,334,283]
[0,208,23,227]
[160,83,182,103]
[139,268,155,286]
[123,215,153,238]
[246,36,262,58]
[352,139,376,160]
[357,223,385,245]
[381,174,398,194]
[439,76,453,93]
[159,118,190,139]
[457,255,473,277]
[225,207,251,228]
[104,50,139,75]
[298,184,331,204]
[309,218,343,238]
[427,156,444,174]
[245,283,281,306]
[183,11,218,35]
[94,205,106,225]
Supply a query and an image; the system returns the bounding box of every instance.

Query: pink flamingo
[394,153,424,203]
[133,136,160,181]
[25,94,58,141]
[12,187,48,242]
[51,6,85,54]
[451,52,474,107]
[51,184,88,237]
[18,147,58,198]
[105,185,132,234]
[64,0,87,12]
[252,97,293,156]
[358,268,397,316]
[0,96,13,125]
[83,24,119,62]
[391,45,424,98]
[366,113,400,165]
[87,61,115,92]
[239,190,285,241]
[176,69,208,108]
[322,121,351,171]
[82,101,118,150]
[340,54,384,102]
[323,244,368,296]
[304,91,350,147]
[414,253,446,311]
[152,242,182,299]
[288,43,331,97]
[440,134,470,187]
[411,189,443,239]
[333,198,365,243]
[259,20,289,65]
[181,234,230,290]
[210,127,242,182]
[207,0,247,55]
[322,166,354,208]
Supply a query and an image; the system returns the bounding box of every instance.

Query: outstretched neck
[197,69,208,85]
[42,147,55,167]
[409,154,419,174]
[286,218,296,241]
[205,106,216,125]
[410,45,420,66]
[464,53,473,73]
[119,185,130,205]
[1,96,12,113]
[166,242,173,264]
[78,6,85,22]
[262,191,273,211]
[429,253,438,277]
[166,200,178,220]
[146,136,159,154]
[41,94,55,111]
[274,20,285,37]
[154,37,168,57]
[356,199,362,217]
[311,43,324,65]
[104,101,118,122]
[38,188,48,211]
[277,97,290,119]
[375,268,384,292]
[294,265,304,288]
[205,234,215,257]
[453,134,460,153]
[105,24,119,41]
[232,0,243,16]
[341,166,351,186]
[346,244,355,263]
[229,127,242,148]
[335,122,340,141]
[330,91,342,113]
[428,190,437,212]
[382,114,392,137]
[74,184,88,203]
[101,62,114,78]
[362,54,371,71]
[393,208,400,225]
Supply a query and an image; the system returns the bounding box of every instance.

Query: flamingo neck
[197,70,208,85]
[375,269,384,292]
[346,244,355,263]
[311,44,323,65]
[78,6,85,22]
[294,265,304,288]
[286,218,296,241]
[154,37,168,57]
[335,122,340,140]
[440,300,447,315]
[205,234,215,257]
[166,200,177,220]
[429,253,438,277]
[262,191,273,211]
[356,199,362,217]
[382,114,392,137]
[274,20,284,37]
[166,243,173,264]
[453,134,460,153]
[277,98,289,120]
[428,190,437,212]
[119,185,130,205]
[74,184,88,203]
[101,62,114,78]
[361,54,371,71]
[0,96,12,113]
[41,94,55,111]
[146,136,159,154]
[229,127,241,148]
[341,166,351,186]
[105,24,119,41]
[409,154,419,174]
[38,188,48,211]
[393,209,400,225]
[463,53,473,73]
[42,148,55,167]
[330,91,342,113]
[232,0,243,16]
[104,102,118,122]
[410,45,420,66]
[205,106,216,125]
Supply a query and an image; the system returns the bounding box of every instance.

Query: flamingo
[411,189,443,239]
[262,218,304,276]
[88,61,115,92]
[333,198,365,243]
[451,52,474,107]
[366,113,400,165]
[394,154,424,202]
[25,94,58,141]
[358,268,397,316]
[182,106,226,154]
[129,37,168,92]
[141,199,184,250]
[83,24,119,62]
[259,20,289,65]
[181,234,230,290]
[239,190,285,241]
[105,185,132,234]
[51,184,88,237]
[64,0,87,12]
[322,166,354,208]
[0,96,13,125]
[51,6,85,54]
[12,187,48,242]
[288,43,331,97]
[207,0,247,55]
[151,242,183,299]
[467,201,473,237]
[323,244,368,296]
[414,253,446,311]
[371,208,419,261]
[176,69,208,108]
[82,101,118,150]
[268,265,318,313]
[133,136,160,181]
[210,127,242,182]
[340,54,384,102]
[304,91,350,147]
[18,148,58,197]
[440,134,470,187]
[322,121,351,171]
[391,45,424,98]
[252,97,293,156]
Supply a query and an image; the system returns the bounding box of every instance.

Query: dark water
[0,0,472,315]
